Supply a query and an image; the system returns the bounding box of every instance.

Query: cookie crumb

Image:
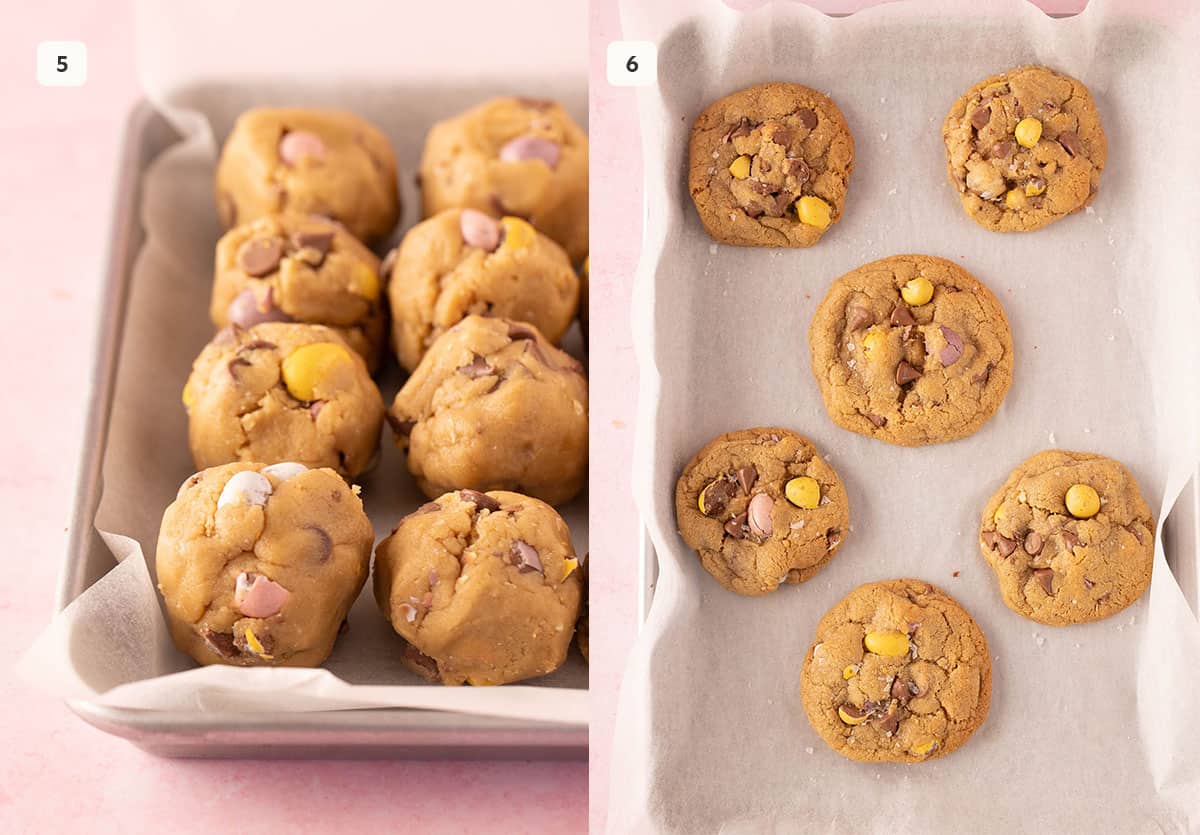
[953,570,960,577]
[1048,432,1056,444]
[708,244,718,255]
[1033,633,1045,647]
[887,187,897,196]
[805,746,814,755]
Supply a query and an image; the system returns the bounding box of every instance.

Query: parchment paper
[20,2,589,723]
[613,0,1200,830]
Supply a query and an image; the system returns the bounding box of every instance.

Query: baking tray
[57,101,587,760]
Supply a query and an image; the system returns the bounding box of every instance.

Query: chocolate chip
[826,529,843,551]
[865,413,887,428]
[401,640,440,680]
[724,512,748,539]
[722,117,753,143]
[770,126,797,147]
[1023,531,1044,556]
[873,701,900,736]
[784,156,811,183]
[796,108,818,131]
[415,501,441,515]
[938,326,964,366]
[305,525,332,562]
[214,325,241,347]
[748,179,777,196]
[846,306,873,331]
[510,540,543,573]
[238,236,285,277]
[517,97,555,111]
[891,676,911,704]
[308,401,324,421]
[972,363,993,384]
[990,140,1015,159]
[460,489,501,512]
[895,360,921,386]
[1083,577,1095,590]
[239,339,277,353]
[982,530,1018,557]
[380,247,398,278]
[458,354,496,379]
[227,287,292,329]
[1042,99,1059,112]
[1061,530,1080,551]
[970,106,991,130]
[890,305,917,326]
[521,338,555,368]
[1057,130,1083,158]
[1032,567,1055,595]
[1126,524,1146,545]
[387,413,415,436]
[507,322,539,341]
[218,191,238,227]
[291,228,334,256]
[202,629,237,658]
[700,478,736,518]
[838,703,867,722]
[736,465,757,495]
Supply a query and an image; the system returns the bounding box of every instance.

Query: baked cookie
[156,462,372,667]
[386,208,579,372]
[183,322,385,478]
[419,97,589,263]
[943,65,1107,232]
[675,427,849,596]
[216,108,400,244]
[210,214,386,370]
[373,489,583,686]
[800,579,991,764]
[809,255,1013,446]
[388,316,587,506]
[979,450,1154,626]
[688,82,854,247]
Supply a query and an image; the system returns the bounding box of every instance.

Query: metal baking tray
[58,101,587,760]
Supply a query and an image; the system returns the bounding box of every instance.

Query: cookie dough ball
[373,489,583,685]
[216,108,400,244]
[688,82,854,247]
[809,255,1013,446]
[210,214,386,370]
[675,427,849,596]
[800,579,992,763]
[389,316,587,506]
[419,97,589,263]
[386,208,580,372]
[979,450,1154,626]
[577,556,589,662]
[183,322,384,478]
[156,462,373,667]
[943,65,1106,232]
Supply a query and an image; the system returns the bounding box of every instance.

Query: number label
[608,41,657,88]
[37,41,87,87]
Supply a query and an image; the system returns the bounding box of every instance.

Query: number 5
[626,55,638,73]
[56,56,68,72]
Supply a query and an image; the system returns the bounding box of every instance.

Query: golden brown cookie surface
[943,65,1106,232]
[688,82,854,247]
[979,450,1154,626]
[183,322,384,478]
[388,315,588,506]
[386,208,580,372]
[210,214,385,370]
[216,108,400,244]
[156,462,372,667]
[373,489,582,686]
[675,427,849,596]
[809,254,1013,446]
[800,579,991,763]
[419,97,589,263]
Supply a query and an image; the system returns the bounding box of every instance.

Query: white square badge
[607,41,657,87]
[37,41,88,87]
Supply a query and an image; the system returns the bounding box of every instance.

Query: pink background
[1,1,583,832]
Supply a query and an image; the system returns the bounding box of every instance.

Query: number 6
[626,55,638,73]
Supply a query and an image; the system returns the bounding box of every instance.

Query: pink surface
[1,2,583,833]
[586,0,1088,831]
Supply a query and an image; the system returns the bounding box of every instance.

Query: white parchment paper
[613,0,1200,830]
[20,2,589,724]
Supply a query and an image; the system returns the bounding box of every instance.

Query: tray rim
[57,99,587,760]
